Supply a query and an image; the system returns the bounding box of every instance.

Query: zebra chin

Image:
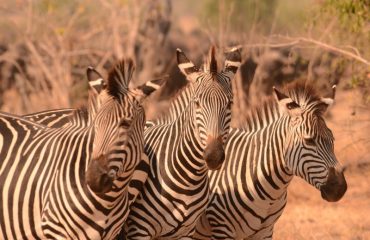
[320,167,347,202]
[86,156,117,194]
[203,137,225,170]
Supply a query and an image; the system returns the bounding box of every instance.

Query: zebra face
[177,46,241,170]
[275,85,347,202]
[85,59,165,194]
[192,79,233,170]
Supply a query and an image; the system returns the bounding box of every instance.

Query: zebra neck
[265,117,293,197]
[239,117,293,202]
[163,107,207,184]
[155,85,193,124]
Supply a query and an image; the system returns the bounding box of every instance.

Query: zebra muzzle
[320,167,347,202]
[203,137,225,170]
[86,156,116,194]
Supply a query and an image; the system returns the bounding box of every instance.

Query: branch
[25,40,55,83]
[235,36,369,66]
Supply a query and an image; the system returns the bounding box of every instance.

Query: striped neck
[155,84,193,124]
[239,115,293,202]
[156,87,210,187]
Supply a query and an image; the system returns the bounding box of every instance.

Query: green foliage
[320,0,369,33]
[312,0,370,104]
[312,0,369,56]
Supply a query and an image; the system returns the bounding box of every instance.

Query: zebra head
[85,59,164,194]
[177,46,241,170]
[274,84,347,202]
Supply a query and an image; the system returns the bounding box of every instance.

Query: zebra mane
[283,81,321,106]
[106,59,134,99]
[67,107,90,125]
[0,112,46,130]
[240,81,322,131]
[153,81,192,123]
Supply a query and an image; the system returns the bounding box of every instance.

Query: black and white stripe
[123,46,241,239]
[0,58,164,240]
[194,83,347,239]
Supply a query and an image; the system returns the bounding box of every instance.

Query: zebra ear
[222,46,242,80]
[207,45,218,73]
[273,86,301,116]
[177,48,199,83]
[87,66,106,94]
[87,66,107,119]
[132,77,166,102]
[317,85,336,114]
[320,85,336,106]
[107,58,135,98]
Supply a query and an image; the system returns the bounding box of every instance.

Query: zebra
[0,58,164,239]
[23,108,76,127]
[123,46,242,239]
[194,82,347,239]
[21,65,162,227]
[22,65,159,216]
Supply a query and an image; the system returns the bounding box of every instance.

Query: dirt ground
[274,89,370,240]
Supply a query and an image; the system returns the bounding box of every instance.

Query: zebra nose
[86,156,116,194]
[320,167,347,202]
[203,136,225,170]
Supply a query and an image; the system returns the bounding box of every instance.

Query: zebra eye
[304,137,316,146]
[286,101,300,110]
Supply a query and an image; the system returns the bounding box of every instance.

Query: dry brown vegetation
[0,0,369,239]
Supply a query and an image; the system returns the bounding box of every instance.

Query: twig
[272,35,370,66]
[342,45,362,57]
[24,40,55,84]
[235,36,370,67]
[236,41,300,49]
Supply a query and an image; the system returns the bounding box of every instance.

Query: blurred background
[0,0,369,239]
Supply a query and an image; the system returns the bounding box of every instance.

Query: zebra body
[124,47,241,239]
[194,83,347,239]
[0,59,163,239]
[23,108,75,127]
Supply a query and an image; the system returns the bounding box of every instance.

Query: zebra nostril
[320,167,347,202]
[86,156,116,194]
[99,173,114,192]
[108,169,117,178]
